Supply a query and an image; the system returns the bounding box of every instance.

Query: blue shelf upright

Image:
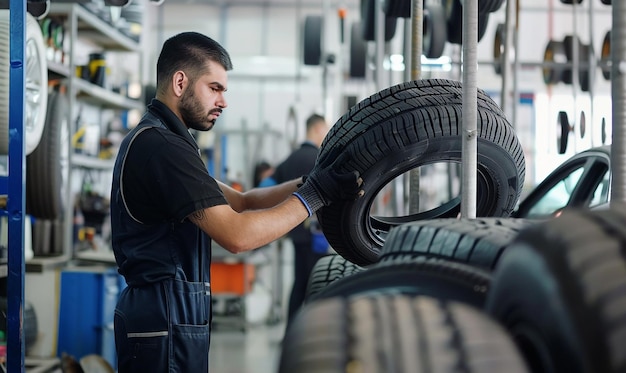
[3,0,28,372]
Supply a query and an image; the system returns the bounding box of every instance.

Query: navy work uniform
[111,99,227,372]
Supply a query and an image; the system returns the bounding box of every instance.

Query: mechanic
[264,113,332,326]
[110,31,362,373]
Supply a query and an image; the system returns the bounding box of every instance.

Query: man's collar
[147,99,200,151]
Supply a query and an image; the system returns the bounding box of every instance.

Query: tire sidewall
[486,244,587,373]
[319,137,519,261]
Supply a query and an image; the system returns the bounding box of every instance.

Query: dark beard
[179,88,215,131]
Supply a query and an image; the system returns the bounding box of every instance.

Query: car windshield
[526,166,584,218]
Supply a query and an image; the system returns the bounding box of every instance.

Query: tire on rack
[383,0,411,18]
[349,21,367,78]
[305,254,365,302]
[601,30,611,81]
[379,218,537,271]
[316,79,525,266]
[26,89,68,219]
[493,23,505,75]
[308,256,491,309]
[279,294,529,373]
[461,0,505,13]
[486,208,626,373]
[542,39,567,86]
[445,0,490,45]
[361,0,398,42]
[0,10,48,156]
[423,2,447,59]
[303,15,322,66]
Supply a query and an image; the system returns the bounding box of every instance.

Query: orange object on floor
[210,262,255,296]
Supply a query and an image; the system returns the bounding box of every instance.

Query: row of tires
[305,0,501,77]
[542,32,613,93]
[280,208,626,372]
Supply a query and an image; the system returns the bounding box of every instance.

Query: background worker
[264,113,331,325]
[110,32,361,373]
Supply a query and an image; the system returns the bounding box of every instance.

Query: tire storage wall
[316,79,526,266]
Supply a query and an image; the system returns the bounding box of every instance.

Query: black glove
[293,155,363,216]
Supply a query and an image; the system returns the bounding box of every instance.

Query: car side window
[526,166,584,218]
[590,168,610,208]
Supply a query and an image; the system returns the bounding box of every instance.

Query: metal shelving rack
[45,2,143,259]
[2,1,143,370]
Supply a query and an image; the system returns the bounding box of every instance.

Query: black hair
[156,32,233,95]
[306,113,326,132]
[253,161,274,188]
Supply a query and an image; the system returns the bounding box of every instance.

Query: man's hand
[293,154,364,216]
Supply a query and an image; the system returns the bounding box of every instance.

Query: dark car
[513,145,611,219]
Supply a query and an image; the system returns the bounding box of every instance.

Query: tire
[560,0,584,3]
[445,0,463,44]
[279,294,529,373]
[0,10,48,156]
[493,23,505,75]
[600,0,611,4]
[478,0,505,13]
[303,15,322,66]
[361,0,398,42]
[601,30,611,81]
[26,90,68,219]
[557,110,570,154]
[543,39,567,85]
[349,21,367,78]
[563,35,590,92]
[383,0,412,18]
[305,254,365,301]
[308,256,491,309]
[446,0,490,45]
[316,79,526,266]
[486,208,626,373]
[477,11,490,42]
[27,0,50,20]
[380,218,537,271]
[423,3,447,58]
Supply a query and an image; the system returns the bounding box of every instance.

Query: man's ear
[172,71,188,97]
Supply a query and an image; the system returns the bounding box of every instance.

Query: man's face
[178,60,228,131]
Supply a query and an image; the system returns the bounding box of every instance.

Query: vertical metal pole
[611,1,626,206]
[500,0,516,120]
[409,0,422,81]
[587,0,596,147]
[63,7,77,258]
[8,0,26,371]
[402,16,411,83]
[408,0,423,214]
[461,0,478,218]
[571,0,579,153]
[512,0,519,131]
[323,0,332,117]
[375,0,385,90]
